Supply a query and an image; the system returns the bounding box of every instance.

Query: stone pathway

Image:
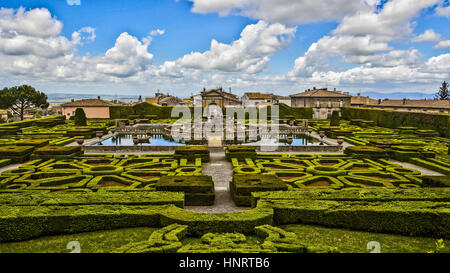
[389,159,445,176]
[0,163,22,174]
[185,152,250,214]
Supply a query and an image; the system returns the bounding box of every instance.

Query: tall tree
[436,81,449,100]
[0,85,48,120]
[74,108,87,126]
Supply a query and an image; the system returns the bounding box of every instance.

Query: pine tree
[436,81,449,100]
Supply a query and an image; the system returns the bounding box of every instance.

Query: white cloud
[142,29,166,45]
[0,8,73,58]
[0,7,63,37]
[67,0,81,6]
[72,27,96,45]
[333,0,440,41]
[189,0,376,25]
[434,40,450,49]
[96,32,154,78]
[149,29,165,36]
[435,3,450,17]
[411,29,442,43]
[290,0,440,77]
[178,20,296,73]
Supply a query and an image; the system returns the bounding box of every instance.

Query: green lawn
[281,224,449,253]
[0,227,157,253]
[1,224,447,253]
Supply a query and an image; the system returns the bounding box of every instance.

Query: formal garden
[0,105,449,253]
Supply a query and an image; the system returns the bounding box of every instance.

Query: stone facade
[200,88,241,109]
[290,88,351,119]
[61,97,116,119]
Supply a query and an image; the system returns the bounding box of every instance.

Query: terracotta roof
[145,97,157,104]
[61,99,117,107]
[351,96,378,105]
[244,92,275,100]
[290,88,351,98]
[159,96,182,104]
[368,99,450,109]
[275,95,291,100]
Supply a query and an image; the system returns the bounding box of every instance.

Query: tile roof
[244,92,275,100]
[61,99,117,107]
[351,96,378,105]
[368,99,450,109]
[145,97,157,104]
[290,88,351,98]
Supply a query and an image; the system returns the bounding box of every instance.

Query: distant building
[274,95,291,107]
[242,92,277,106]
[61,96,117,119]
[242,92,292,107]
[351,93,378,107]
[158,96,183,106]
[290,87,351,119]
[145,97,158,104]
[192,94,203,107]
[199,88,241,109]
[0,109,9,122]
[362,99,450,114]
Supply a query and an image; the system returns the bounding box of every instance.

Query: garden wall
[110,103,314,120]
[341,107,450,137]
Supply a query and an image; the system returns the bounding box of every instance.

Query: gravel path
[185,152,249,214]
[389,159,445,176]
[0,163,23,174]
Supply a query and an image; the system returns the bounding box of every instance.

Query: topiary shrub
[156,175,215,206]
[231,174,288,206]
[0,146,35,163]
[74,108,87,126]
[225,145,257,161]
[344,146,388,159]
[174,146,210,163]
[329,111,340,126]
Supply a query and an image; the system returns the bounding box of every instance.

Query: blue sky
[0,0,449,97]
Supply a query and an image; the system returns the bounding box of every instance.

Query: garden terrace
[0,113,449,253]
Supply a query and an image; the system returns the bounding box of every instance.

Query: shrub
[231,174,287,206]
[260,199,450,238]
[409,158,450,175]
[421,176,450,187]
[155,175,215,206]
[330,111,340,126]
[83,166,124,176]
[0,126,21,136]
[16,139,49,148]
[342,107,450,137]
[344,146,388,159]
[114,224,188,253]
[0,146,35,163]
[33,146,82,160]
[74,108,87,126]
[226,145,257,161]
[174,146,210,162]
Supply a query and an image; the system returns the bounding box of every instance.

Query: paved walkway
[389,159,445,176]
[185,152,249,214]
[0,163,22,174]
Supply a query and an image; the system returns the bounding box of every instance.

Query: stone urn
[133,136,139,145]
[75,136,84,145]
[96,131,104,138]
[308,128,313,135]
[319,131,325,139]
[337,137,344,146]
[110,127,116,134]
